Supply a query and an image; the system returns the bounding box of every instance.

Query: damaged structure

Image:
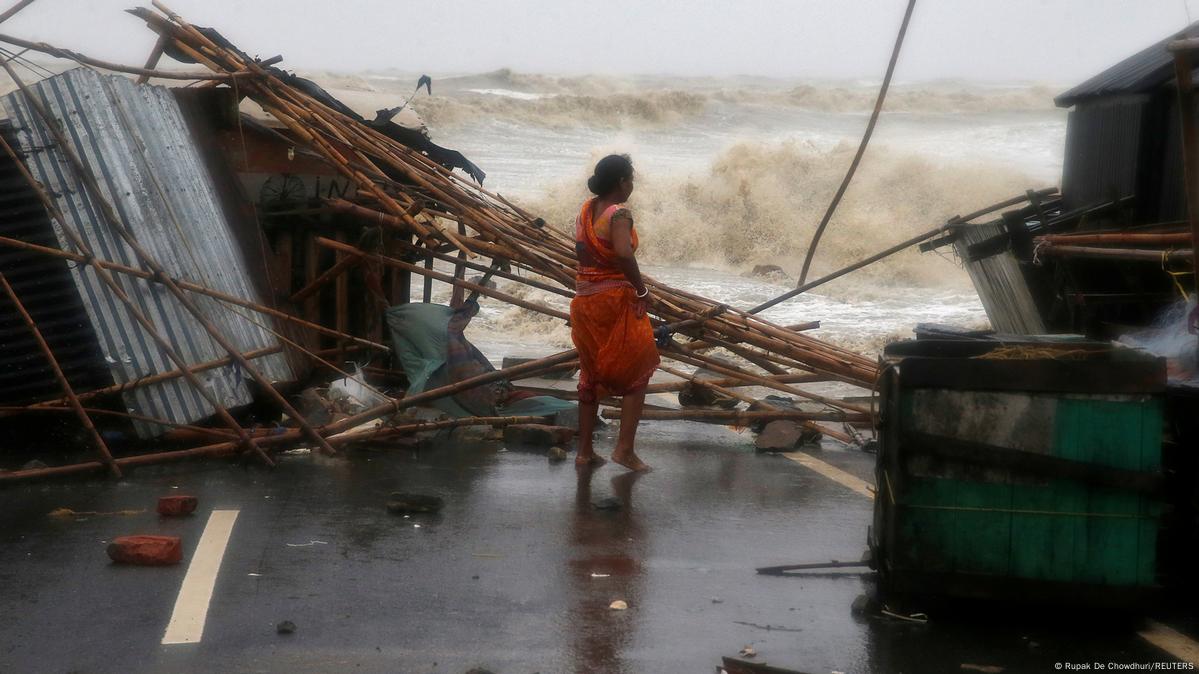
[0,4,876,480]
[870,21,1199,605]
[1,68,296,436]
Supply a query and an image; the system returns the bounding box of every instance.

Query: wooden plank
[899,358,1166,394]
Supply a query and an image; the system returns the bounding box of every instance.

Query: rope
[1162,248,1193,301]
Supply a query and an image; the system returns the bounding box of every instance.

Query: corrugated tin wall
[1060,97,1146,216]
[952,221,1047,335]
[0,122,112,405]
[0,69,294,436]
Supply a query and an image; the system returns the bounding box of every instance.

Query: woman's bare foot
[610,448,651,472]
[576,452,607,467]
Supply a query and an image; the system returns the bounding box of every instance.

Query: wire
[797,0,918,285]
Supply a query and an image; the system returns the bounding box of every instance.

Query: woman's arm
[609,209,646,295]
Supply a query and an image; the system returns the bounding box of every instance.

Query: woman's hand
[634,287,650,318]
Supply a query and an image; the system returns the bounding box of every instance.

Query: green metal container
[871,339,1166,605]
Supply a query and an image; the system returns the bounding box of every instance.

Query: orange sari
[570,198,660,403]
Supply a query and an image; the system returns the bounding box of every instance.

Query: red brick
[157,495,198,517]
[107,535,182,565]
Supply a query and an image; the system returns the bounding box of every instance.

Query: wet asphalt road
[0,419,1185,673]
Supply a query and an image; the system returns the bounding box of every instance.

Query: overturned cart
[871,338,1166,606]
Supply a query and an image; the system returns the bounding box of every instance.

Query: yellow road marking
[162,509,240,645]
[1139,620,1199,665]
[782,451,874,499]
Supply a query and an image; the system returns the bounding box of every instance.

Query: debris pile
[0,3,882,481]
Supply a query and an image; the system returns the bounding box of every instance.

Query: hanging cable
[796,0,918,285]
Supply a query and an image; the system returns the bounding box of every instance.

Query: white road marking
[162,509,240,645]
[782,451,874,499]
[1139,620,1199,665]
[782,451,1199,662]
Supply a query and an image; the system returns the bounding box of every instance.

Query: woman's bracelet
[635,287,649,298]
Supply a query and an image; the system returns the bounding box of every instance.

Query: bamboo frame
[29,346,282,408]
[0,235,388,351]
[0,8,899,478]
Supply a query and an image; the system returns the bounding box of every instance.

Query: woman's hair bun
[587,154,634,196]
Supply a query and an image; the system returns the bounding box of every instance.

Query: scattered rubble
[503,424,575,447]
[106,535,182,565]
[156,495,198,517]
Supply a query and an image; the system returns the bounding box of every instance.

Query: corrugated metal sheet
[1056,21,1199,108]
[1157,96,1188,223]
[0,122,112,405]
[1060,98,1145,214]
[952,221,1047,335]
[0,68,294,436]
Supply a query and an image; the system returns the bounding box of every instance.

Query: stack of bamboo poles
[0,3,884,480]
[128,7,879,400]
[1034,229,1194,265]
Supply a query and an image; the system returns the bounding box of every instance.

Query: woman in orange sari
[571,154,660,471]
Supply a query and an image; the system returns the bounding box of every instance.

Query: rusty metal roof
[1056,21,1199,107]
[0,68,295,436]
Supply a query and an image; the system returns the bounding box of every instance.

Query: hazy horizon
[0,1,1191,84]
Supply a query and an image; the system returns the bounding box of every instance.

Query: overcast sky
[1,0,1192,83]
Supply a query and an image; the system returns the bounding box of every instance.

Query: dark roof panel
[1056,21,1199,107]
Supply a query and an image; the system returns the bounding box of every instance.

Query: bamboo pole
[752,188,1059,314]
[30,345,282,408]
[1037,232,1191,246]
[385,226,574,298]
[1037,245,1193,263]
[327,415,544,443]
[657,362,849,445]
[135,35,168,84]
[0,0,36,24]
[0,32,243,80]
[0,272,121,477]
[290,254,360,303]
[0,414,548,483]
[643,371,828,394]
[663,347,872,415]
[316,237,571,320]
[0,405,238,440]
[604,408,870,423]
[0,235,388,351]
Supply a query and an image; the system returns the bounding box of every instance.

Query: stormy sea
[305,68,1068,358]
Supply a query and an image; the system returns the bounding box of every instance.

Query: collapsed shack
[0,4,879,481]
[919,22,1199,444]
[887,23,1199,602]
